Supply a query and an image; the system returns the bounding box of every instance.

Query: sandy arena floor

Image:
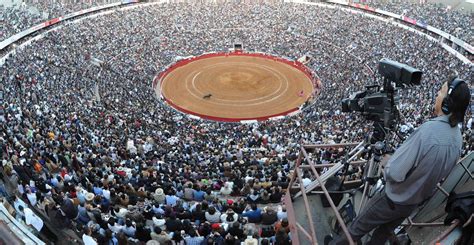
[158,53,316,122]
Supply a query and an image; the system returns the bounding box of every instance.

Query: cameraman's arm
[384,138,421,183]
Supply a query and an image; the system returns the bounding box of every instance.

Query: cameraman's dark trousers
[330,191,417,245]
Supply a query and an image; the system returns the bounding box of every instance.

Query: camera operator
[329,77,471,245]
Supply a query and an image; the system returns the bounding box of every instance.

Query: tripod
[319,120,397,219]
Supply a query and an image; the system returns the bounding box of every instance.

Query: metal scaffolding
[285,143,473,244]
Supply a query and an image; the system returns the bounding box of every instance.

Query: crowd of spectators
[1,0,473,44]
[1,0,114,42]
[0,1,472,245]
[1,4,44,41]
[369,2,473,44]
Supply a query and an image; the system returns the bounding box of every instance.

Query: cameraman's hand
[380,154,392,168]
[379,155,392,180]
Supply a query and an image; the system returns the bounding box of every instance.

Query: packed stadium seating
[0,0,472,244]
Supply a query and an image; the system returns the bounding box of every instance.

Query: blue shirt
[93,186,103,196]
[242,208,262,223]
[153,206,165,215]
[77,192,86,204]
[185,236,204,245]
[123,225,136,237]
[77,206,90,223]
[100,197,110,209]
[51,178,58,187]
[165,195,178,206]
[193,190,205,201]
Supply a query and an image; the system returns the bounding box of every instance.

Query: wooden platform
[157,52,316,122]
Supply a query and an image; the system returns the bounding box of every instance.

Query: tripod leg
[358,158,374,213]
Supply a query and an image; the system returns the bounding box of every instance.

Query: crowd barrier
[153,51,322,122]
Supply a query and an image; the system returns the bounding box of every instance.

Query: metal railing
[287,143,362,244]
[286,143,473,244]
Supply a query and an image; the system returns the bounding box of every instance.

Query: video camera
[342,59,422,130]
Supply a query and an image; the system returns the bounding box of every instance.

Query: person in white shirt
[26,189,37,206]
[277,206,287,220]
[22,206,43,232]
[17,182,25,195]
[14,196,26,220]
[219,182,232,196]
[302,176,311,187]
[205,206,221,223]
[102,186,111,200]
[82,227,98,245]
[107,217,124,234]
[152,214,166,230]
[244,173,254,183]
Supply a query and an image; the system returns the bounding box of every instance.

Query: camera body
[342,87,392,124]
[342,59,422,129]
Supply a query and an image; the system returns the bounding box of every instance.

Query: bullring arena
[156,52,319,121]
[0,0,472,245]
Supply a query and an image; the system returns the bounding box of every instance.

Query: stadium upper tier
[0,0,114,42]
[370,2,473,45]
[1,1,472,45]
[0,1,472,244]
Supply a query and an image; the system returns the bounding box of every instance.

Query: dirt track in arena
[159,54,315,121]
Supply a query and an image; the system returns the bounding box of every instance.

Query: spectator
[277,206,288,220]
[165,213,183,233]
[205,206,221,223]
[150,226,171,244]
[220,208,238,226]
[220,182,232,196]
[135,223,152,242]
[274,218,291,234]
[0,2,471,245]
[274,228,292,245]
[171,230,185,245]
[184,230,205,245]
[242,204,262,223]
[261,207,278,225]
[123,219,136,237]
[193,187,206,202]
[82,227,98,245]
[243,232,259,245]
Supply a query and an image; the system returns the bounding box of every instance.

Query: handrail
[288,144,473,244]
[431,219,461,244]
[300,147,355,244]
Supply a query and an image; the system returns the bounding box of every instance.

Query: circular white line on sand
[183,61,290,106]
